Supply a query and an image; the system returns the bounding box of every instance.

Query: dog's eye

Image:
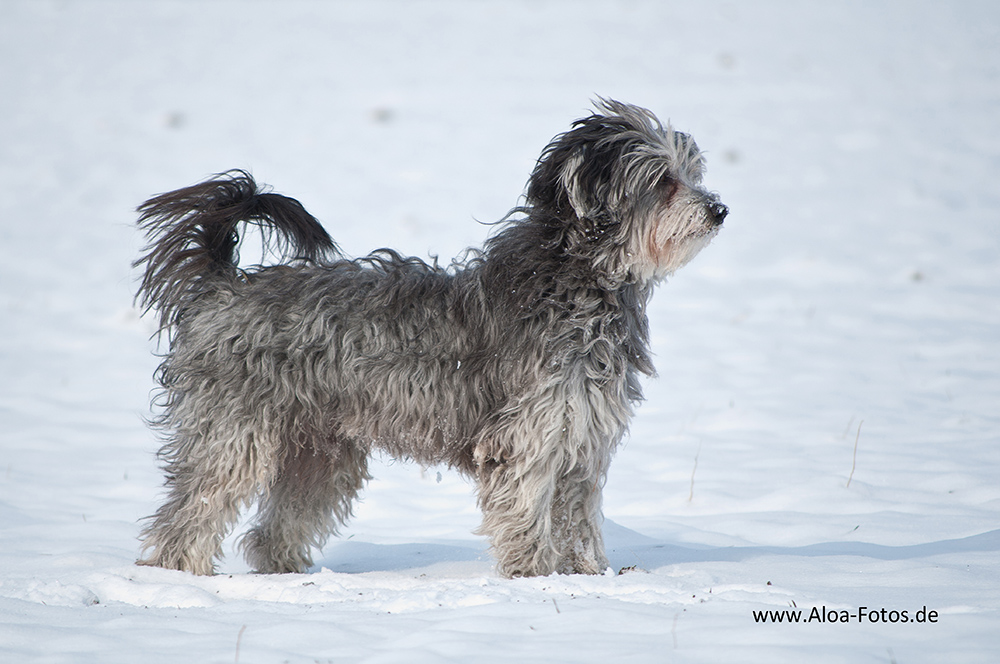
[662,179,680,200]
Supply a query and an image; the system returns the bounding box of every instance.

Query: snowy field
[2,1,999,661]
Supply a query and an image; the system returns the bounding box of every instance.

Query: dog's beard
[654,227,719,277]
[624,198,721,281]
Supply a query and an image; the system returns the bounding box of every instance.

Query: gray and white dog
[134,99,726,578]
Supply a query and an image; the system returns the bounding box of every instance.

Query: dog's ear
[525,135,579,218]
[527,123,620,222]
[557,149,606,221]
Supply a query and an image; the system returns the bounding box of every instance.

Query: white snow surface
[2,1,999,661]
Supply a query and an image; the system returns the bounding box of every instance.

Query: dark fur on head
[134,100,725,578]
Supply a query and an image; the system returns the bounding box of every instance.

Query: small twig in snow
[846,420,863,488]
[688,444,701,502]
[235,625,247,664]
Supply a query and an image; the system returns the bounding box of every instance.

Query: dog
[133,99,726,577]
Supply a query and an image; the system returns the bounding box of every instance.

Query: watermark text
[753,605,939,625]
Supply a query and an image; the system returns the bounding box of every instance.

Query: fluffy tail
[134,169,339,332]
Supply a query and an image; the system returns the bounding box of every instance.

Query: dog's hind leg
[137,428,274,576]
[240,437,370,574]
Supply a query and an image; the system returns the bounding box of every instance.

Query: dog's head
[526,99,726,283]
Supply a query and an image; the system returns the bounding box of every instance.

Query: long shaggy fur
[134,99,726,578]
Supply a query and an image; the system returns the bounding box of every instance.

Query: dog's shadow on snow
[310,521,1000,574]
[603,521,1000,570]
[311,540,489,574]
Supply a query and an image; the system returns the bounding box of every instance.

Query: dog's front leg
[474,407,614,577]
[549,460,610,575]
[475,449,563,578]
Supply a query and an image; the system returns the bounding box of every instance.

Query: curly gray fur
[134,99,726,577]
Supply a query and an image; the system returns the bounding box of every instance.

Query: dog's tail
[134,169,339,332]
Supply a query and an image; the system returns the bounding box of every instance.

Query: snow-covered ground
[2,1,999,661]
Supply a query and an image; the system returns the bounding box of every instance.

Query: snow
[2,1,999,661]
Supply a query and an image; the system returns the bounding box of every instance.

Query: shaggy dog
[134,99,726,577]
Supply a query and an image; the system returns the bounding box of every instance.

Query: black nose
[709,201,728,225]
